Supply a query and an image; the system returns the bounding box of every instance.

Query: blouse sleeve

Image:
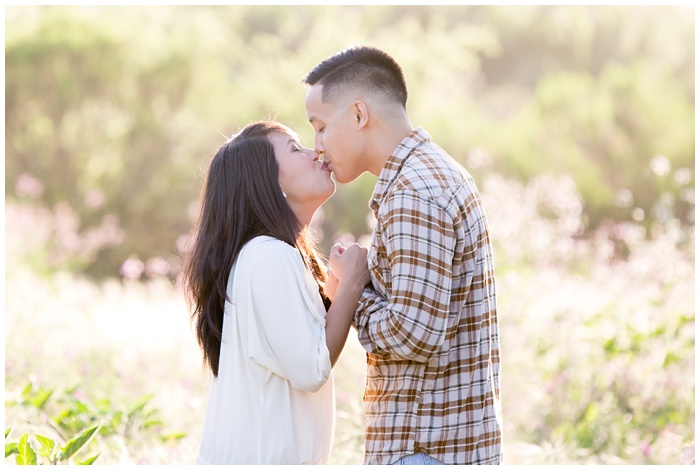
[245,240,332,393]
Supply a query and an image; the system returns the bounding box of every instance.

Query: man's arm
[353,189,456,363]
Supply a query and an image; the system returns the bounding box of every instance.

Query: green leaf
[53,408,72,422]
[675,314,694,336]
[53,408,88,435]
[59,425,101,461]
[160,431,187,442]
[70,399,90,414]
[109,410,123,427]
[5,426,12,439]
[35,434,57,462]
[21,383,54,409]
[5,442,19,458]
[603,337,617,355]
[582,401,599,424]
[77,453,100,465]
[30,388,53,409]
[127,394,154,419]
[651,325,666,337]
[144,418,164,428]
[95,398,113,413]
[16,434,38,465]
[663,351,680,367]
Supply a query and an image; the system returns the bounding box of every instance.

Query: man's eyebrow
[308,115,319,124]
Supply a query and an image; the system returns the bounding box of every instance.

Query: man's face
[304,84,366,184]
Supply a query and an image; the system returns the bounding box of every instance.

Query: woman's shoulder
[239,236,300,264]
[243,235,295,252]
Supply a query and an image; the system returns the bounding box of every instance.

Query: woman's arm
[323,243,370,367]
[246,240,334,392]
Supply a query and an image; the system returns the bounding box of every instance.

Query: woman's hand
[324,269,339,302]
[328,242,370,295]
[323,242,371,367]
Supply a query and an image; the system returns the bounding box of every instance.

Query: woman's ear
[353,101,369,130]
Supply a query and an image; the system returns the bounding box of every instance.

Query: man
[303,46,503,465]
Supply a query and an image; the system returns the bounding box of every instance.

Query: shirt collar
[369,127,432,213]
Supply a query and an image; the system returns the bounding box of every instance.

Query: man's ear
[353,101,369,130]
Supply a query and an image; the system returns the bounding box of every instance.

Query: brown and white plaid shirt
[353,128,503,465]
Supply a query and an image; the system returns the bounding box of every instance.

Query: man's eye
[319,127,325,133]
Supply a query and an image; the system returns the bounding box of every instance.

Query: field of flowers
[4,174,694,465]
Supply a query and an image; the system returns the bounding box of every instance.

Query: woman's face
[270,130,336,215]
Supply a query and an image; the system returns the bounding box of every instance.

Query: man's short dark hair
[303,46,408,109]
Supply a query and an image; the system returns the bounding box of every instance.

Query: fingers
[344,243,368,259]
[330,242,346,258]
[355,244,368,255]
[331,241,368,257]
[329,243,368,278]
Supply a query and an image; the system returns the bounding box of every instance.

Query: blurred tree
[6,7,216,278]
[471,5,694,230]
[4,5,694,278]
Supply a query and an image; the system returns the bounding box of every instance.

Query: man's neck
[368,115,413,177]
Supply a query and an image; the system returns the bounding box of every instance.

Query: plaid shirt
[353,128,503,465]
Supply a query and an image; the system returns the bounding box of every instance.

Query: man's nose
[314,134,324,156]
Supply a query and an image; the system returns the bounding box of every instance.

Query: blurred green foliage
[4,5,694,279]
[5,379,182,465]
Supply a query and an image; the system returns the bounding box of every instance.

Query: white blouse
[196,236,335,465]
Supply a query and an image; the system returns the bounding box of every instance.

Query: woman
[181,121,369,464]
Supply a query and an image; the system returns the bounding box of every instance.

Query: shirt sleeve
[246,240,332,393]
[353,189,456,362]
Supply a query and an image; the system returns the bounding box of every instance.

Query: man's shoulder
[394,140,472,195]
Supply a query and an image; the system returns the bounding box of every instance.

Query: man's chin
[332,171,362,184]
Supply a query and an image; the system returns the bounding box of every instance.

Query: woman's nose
[305,148,320,161]
[304,147,318,161]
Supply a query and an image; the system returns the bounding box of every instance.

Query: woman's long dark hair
[181,121,330,377]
